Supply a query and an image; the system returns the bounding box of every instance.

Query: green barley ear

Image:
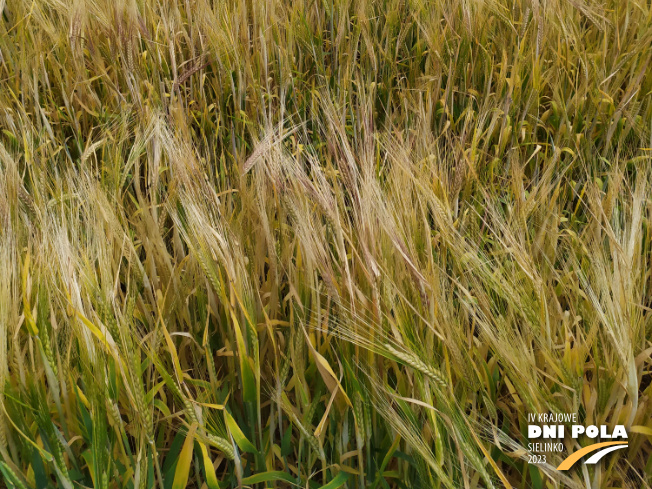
[281,396,324,460]
[279,354,291,386]
[203,432,235,460]
[0,461,29,489]
[384,343,447,388]
[97,297,121,344]
[36,288,58,379]
[105,398,124,432]
[353,393,365,442]
[129,343,153,434]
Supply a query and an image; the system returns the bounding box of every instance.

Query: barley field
[0,0,651,488]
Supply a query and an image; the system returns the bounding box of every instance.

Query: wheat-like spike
[304,396,320,426]
[287,407,322,457]
[129,347,152,433]
[385,344,447,388]
[106,399,124,430]
[279,356,291,385]
[0,461,29,489]
[38,322,58,379]
[520,7,531,38]
[204,433,235,460]
[353,393,365,443]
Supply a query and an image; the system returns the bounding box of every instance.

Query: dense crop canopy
[0,0,651,487]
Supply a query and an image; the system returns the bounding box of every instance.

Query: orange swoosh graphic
[556,441,628,470]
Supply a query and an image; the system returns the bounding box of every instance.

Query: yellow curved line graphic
[556,442,628,470]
